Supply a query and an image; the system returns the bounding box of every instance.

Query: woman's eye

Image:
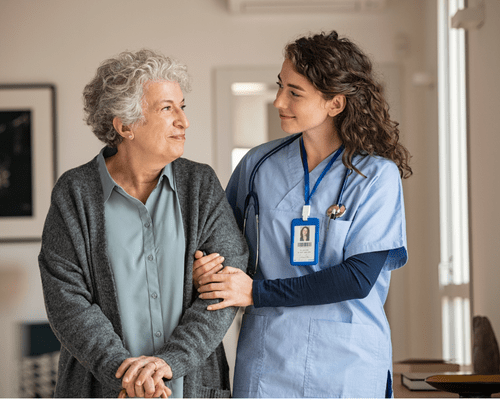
[291,91,299,97]
[162,106,171,111]
[181,105,187,111]
[276,81,283,89]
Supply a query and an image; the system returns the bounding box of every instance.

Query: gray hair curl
[83,49,191,147]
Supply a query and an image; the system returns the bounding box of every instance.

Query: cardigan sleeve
[156,161,249,380]
[38,174,130,394]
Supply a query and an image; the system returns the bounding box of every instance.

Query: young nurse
[194,31,412,398]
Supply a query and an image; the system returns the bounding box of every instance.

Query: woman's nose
[176,109,189,129]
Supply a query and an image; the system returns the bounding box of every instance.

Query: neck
[105,145,164,204]
[302,131,342,172]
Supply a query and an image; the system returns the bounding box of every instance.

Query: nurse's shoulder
[351,153,403,190]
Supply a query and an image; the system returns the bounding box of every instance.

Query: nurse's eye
[162,106,171,111]
[181,105,187,111]
[290,91,300,97]
[276,81,283,89]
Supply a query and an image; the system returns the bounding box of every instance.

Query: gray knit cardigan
[38,150,248,398]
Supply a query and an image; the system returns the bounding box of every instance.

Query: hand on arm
[116,356,173,398]
[192,251,225,290]
[198,266,254,310]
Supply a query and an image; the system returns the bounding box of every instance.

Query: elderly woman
[38,49,248,398]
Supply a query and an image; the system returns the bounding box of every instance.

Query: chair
[473,316,500,374]
[425,316,500,397]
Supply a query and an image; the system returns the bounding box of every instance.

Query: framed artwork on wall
[0,84,57,242]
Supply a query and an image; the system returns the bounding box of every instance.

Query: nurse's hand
[198,267,254,310]
[193,250,225,290]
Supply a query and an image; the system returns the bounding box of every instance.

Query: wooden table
[393,373,457,398]
[394,373,500,398]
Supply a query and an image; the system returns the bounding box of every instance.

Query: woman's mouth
[169,134,185,141]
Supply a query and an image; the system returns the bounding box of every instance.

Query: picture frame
[0,84,57,242]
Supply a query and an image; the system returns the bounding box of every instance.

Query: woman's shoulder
[53,157,100,194]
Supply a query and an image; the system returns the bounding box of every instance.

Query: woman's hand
[116,356,173,398]
[118,380,170,399]
[198,266,254,310]
[193,251,225,290]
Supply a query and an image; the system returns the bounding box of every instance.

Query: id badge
[290,218,319,266]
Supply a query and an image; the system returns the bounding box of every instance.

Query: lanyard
[300,138,344,220]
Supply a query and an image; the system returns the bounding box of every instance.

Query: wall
[0,0,440,396]
[468,1,500,341]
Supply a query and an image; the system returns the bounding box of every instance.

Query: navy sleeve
[253,250,388,308]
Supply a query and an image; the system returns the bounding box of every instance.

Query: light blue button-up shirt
[97,149,185,397]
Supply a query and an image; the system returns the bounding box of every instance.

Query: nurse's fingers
[193,252,222,272]
[198,266,240,286]
[193,252,225,289]
[198,268,253,309]
[198,282,226,294]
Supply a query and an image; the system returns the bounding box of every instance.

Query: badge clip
[302,205,311,221]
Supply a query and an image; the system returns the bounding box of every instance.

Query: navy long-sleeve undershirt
[252,250,389,308]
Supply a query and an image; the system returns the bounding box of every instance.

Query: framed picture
[0,84,57,242]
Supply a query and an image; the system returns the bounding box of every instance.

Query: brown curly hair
[285,31,412,178]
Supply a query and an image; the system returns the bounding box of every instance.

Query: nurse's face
[273,59,335,137]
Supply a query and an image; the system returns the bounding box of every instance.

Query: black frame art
[0,84,57,242]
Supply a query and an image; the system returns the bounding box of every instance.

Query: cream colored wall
[0,0,442,396]
[468,1,500,341]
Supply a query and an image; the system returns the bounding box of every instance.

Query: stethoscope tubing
[243,133,350,277]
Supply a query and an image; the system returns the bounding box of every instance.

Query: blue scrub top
[226,135,408,398]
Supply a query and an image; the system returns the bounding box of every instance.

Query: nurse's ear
[326,94,346,118]
[113,117,134,140]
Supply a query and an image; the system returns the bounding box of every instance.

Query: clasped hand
[116,356,173,398]
[193,250,254,310]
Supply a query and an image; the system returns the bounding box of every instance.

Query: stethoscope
[242,133,351,277]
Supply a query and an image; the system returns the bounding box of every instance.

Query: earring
[128,135,133,139]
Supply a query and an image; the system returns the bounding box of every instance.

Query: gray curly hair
[83,49,191,147]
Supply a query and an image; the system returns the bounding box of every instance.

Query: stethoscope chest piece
[327,204,346,220]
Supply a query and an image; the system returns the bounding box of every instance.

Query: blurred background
[0,0,499,397]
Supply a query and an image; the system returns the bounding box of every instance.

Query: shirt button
[147,255,154,261]
[155,331,162,338]
[151,292,158,299]
[145,222,151,228]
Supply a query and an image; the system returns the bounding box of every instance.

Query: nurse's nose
[273,89,286,109]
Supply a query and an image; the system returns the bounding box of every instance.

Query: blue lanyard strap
[300,138,344,206]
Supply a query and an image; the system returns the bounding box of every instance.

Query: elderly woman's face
[131,80,189,165]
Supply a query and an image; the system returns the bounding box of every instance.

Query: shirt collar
[97,147,177,203]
